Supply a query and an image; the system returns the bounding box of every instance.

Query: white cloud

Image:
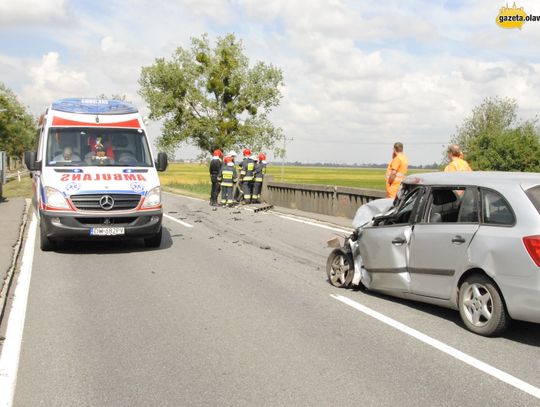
[22,52,89,111]
[0,0,69,25]
[181,0,235,24]
[2,0,540,163]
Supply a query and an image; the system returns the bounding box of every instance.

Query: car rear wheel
[326,249,354,288]
[459,274,510,337]
[144,228,162,248]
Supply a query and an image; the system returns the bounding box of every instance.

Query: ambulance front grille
[70,194,141,211]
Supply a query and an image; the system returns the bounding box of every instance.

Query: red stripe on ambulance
[52,116,141,128]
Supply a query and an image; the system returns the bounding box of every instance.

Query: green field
[1,164,432,201]
[160,162,433,198]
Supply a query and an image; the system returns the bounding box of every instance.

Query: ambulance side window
[36,128,44,160]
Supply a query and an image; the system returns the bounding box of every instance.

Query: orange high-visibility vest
[444,157,472,173]
[386,153,408,199]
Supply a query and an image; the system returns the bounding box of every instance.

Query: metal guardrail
[263,178,386,219]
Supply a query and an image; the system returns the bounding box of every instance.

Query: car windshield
[45,127,153,167]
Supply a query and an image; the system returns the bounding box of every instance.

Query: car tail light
[523,236,540,267]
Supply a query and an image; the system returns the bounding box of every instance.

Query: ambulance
[24,98,168,251]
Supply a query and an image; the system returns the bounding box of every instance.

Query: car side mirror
[155,152,168,172]
[24,151,41,171]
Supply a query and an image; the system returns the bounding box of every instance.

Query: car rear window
[526,185,540,215]
[481,189,515,226]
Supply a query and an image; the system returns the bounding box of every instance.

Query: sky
[1,0,540,165]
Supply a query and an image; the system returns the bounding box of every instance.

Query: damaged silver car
[327,172,540,336]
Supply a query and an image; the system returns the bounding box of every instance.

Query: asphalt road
[8,192,540,406]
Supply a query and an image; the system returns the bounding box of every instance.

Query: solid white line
[163,213,194,228]
[331,294,540,400]
[273,213,352,234]
[0,215,38,407]
[162,191,205,202]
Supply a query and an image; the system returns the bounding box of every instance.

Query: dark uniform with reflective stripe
[233,158,245,202]
[209,157,222,205]
[252,161,267,203]
[218,163,238,205]
[241,157,256,202]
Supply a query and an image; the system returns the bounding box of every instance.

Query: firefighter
[385,142,408,199]
[218,156,238,207]
[236,148,250,202]
[209,149,222,206]
[240,151,256,203]
[444,144,472,172]
[252,152,267,204]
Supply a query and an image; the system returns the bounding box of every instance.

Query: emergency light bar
[51,98,138,115]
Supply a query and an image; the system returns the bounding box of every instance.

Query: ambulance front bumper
[40,210,163,240]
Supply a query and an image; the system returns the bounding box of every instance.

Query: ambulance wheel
[144,228,162,248]
[39,220,56,252]
[326,249,354,288]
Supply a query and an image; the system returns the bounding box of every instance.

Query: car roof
[403,171,540,190]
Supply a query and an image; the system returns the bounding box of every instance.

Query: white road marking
[162,191,205,202]
[0,215,38,407]
[331,294,540,400]
[163,213,194,228]
[272,213,352,234]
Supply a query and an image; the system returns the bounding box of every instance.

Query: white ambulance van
[24,98,168,251]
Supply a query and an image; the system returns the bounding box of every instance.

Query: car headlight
[142,186,161,208]
[44,186,71,210]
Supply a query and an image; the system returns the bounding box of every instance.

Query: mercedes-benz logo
[99,195,115,210]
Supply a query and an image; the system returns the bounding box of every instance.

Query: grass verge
[2,176,32,199]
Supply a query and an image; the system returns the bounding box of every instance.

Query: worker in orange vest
[444,144,472,172]
[385,142,408,199]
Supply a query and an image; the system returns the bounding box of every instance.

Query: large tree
[139,33,284,156]
[450,97,540,172]
[0,83,36,157]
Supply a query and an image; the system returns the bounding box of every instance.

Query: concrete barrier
[262,176,386,219]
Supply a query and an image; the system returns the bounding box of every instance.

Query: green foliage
[451,97,540,172]
[0,83,36,157]
[139,33,284,156]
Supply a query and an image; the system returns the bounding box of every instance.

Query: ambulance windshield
[46,128,153,167]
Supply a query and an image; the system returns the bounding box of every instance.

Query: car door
[408,187,480,299]
[359,187,425,293]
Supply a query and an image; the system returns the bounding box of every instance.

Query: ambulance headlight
[142,186,161,208]
[44,186,71,210]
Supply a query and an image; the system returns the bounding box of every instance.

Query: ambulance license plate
[90,227,125,236]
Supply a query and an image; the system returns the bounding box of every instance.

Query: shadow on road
[53,227,174,254]
[341,282,540,347]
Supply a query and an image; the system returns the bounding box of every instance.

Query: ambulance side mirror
[155,152,168,172]
[24,151,41,171]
